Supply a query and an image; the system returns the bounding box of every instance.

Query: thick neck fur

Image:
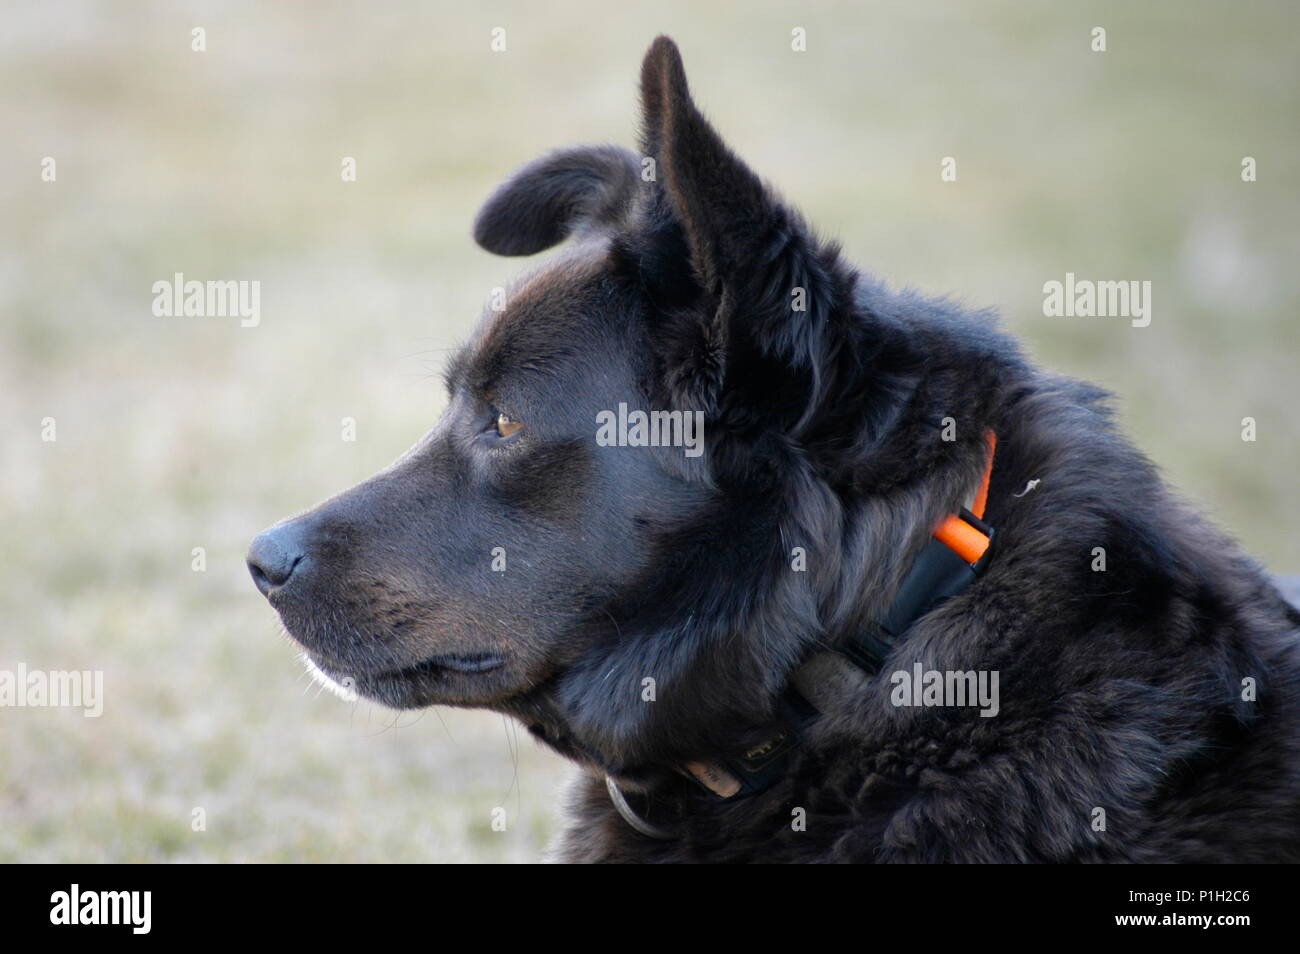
[506,254,1032,787]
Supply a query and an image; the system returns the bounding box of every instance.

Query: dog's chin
[299,650,511,710]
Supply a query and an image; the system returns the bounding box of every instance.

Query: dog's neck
[516,430,1001,838]
[593,431,1001,837]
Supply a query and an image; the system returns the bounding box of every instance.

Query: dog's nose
[247,523,306,596]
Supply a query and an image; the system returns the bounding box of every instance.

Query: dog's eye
[494,411,523,439]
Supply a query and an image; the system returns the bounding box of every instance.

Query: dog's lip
[409,652,505,675]
[314,651,506,680]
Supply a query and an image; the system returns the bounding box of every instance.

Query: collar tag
[682,760,742,798]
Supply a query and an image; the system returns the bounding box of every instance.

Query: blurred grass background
[1,0,1296,862]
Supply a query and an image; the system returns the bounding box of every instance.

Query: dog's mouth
[314,650,503,679]
[404,652,505,675]
[300,649,507,705]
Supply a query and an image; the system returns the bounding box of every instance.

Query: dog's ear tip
[472,223,538,257]
[641,36,687,96]
[472,206,539,256]
[471,210,503,255]
[645,34,681,65]
[639,36,693,158]
[470,213,493,252]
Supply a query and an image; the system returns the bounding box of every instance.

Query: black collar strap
[608,432,999,831]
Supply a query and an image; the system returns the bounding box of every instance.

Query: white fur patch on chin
[301,652,359,702]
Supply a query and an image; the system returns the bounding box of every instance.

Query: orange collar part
[932,429,997,565]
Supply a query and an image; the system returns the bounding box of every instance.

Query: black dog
[248,37,1300,862]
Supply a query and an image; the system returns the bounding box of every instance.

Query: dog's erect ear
[639,37,779,298]
[637,37,849,429]
[473,145,641,256]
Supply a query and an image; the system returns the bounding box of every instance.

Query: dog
[247,36,1300,862]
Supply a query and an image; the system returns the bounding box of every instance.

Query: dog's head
[248,37,958,772]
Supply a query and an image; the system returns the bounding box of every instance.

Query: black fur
[249,37,1300,863]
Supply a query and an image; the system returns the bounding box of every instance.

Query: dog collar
[607,431,999,834]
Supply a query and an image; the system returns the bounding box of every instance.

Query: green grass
[1,0,1296,862]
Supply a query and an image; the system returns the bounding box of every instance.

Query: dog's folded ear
[473,145,642,256]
